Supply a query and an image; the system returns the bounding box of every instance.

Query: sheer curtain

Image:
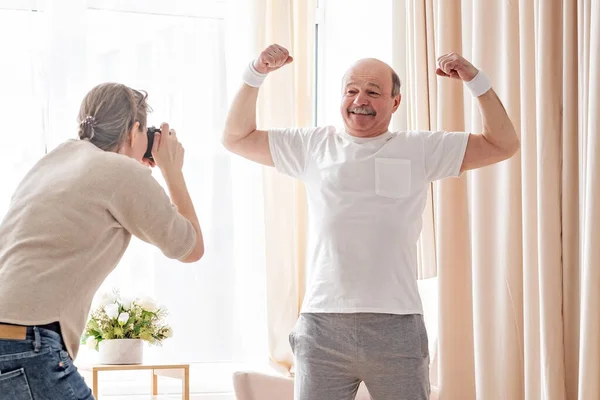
[223,0,317,376]
[0,4,46,219]
[1,0,268,393]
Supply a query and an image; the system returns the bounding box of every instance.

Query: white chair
[232,370,372,400]
[232,370,440,399]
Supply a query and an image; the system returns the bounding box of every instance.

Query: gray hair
[77,83,151,152]
[391,70,401,97]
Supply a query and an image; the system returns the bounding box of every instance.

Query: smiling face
[340,58,401,138]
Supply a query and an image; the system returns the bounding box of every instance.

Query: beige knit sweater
[0,139,196,358]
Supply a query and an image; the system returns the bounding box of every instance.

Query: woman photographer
[0,82,204,399]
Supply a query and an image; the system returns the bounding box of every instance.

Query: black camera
[144,126,161,160]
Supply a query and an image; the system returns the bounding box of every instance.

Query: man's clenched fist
[253,44,293,74]
[436,52,479,82]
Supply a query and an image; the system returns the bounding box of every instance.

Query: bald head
[343,58,401,97]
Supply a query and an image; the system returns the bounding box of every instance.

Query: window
[1,0,267,395]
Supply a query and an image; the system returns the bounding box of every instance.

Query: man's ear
[392,94,401,113]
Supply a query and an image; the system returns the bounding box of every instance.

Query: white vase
[98,339,143,365]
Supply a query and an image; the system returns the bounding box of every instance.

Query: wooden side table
[79,363,190,400]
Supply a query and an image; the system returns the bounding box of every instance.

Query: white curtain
[0,0,269,392]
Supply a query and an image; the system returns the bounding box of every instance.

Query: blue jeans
[0,326,94,400]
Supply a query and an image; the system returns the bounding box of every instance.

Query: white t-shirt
[268,126,469,315]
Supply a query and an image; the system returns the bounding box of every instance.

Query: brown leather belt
[0,324,26,340]
[0,322,61,340]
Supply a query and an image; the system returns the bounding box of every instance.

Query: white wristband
[465,70,492,97]
[242,61,268,88]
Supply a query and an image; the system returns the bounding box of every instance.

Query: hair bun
[79,115,97,140]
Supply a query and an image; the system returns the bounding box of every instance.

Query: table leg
[92,370,99,399]
[152,369,159,395]
[183,366,190,400]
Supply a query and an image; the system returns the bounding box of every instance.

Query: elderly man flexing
[222,44,519,400]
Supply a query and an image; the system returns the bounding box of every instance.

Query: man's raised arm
[436,52,520,172]
[222,44,293,167]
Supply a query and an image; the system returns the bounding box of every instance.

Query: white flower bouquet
[81,290,173,351]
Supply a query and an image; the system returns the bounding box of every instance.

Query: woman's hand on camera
[152,122,185,177]
[142,157,156,168]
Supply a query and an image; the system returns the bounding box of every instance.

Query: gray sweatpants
[289,313,430,400]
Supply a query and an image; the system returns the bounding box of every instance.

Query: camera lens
[144,127,159,159]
